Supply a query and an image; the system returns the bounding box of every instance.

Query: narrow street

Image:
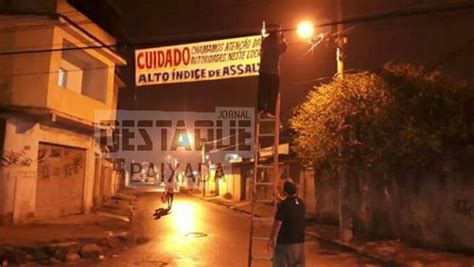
[70,193,380,267]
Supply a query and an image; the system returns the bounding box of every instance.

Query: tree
[290,63,474,177]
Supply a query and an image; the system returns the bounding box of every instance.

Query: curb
[304,230,402,267]
[0,232,131,266]
[187,192,401,266]
[185,193,259,217]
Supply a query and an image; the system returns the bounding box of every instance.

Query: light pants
[273,243,305,267]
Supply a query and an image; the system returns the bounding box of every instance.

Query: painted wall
[0,0,123,124]
[0,0,123,224]
[0,117,96,224]
[351,149,474,253]
[300,168,316,215]
[47,26,117,123]
[314,148,474,253]
[0,18,52,108]
[313,167,340,224]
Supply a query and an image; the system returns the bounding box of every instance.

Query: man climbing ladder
[248,22,295,267]
[258,24,287,119]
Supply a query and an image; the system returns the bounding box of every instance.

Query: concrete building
[0,0,126,224]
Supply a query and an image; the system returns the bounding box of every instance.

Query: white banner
[135,35,262,86]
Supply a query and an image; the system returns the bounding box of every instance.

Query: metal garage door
[35,143,86,219]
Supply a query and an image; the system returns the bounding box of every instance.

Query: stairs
[94,193,137,222]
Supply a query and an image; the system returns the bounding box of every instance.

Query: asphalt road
[72,193,381,267]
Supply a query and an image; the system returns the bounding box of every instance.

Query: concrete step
[103,199,135,210]
[101,202,134,213]
[95,206,134,218]
[116,193,137,201]
[95,211,131,222]
[110,195,134,205]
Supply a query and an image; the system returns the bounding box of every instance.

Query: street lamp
[297,21,315,40]
[297,19,346,78]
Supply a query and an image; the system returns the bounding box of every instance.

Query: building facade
[0,0,126,224]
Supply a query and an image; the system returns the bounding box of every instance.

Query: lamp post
[297,19,346,77]
[336,0,346,79]
[201,141,206,196]
[297,5,352,243]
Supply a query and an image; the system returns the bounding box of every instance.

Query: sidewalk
[188,192,474,267]
[0,212,132,265]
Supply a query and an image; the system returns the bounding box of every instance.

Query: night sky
[71,0,474,123]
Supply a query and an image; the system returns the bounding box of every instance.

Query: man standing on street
[268,181,306,267]
[164,173,176,210]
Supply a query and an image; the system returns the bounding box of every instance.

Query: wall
[0,18,52,108]
[0,117,96,224]
[314,167,340,224]
[314,148,474,253]
[0,0,123,224]
[0,20,14,104]
[350,148,474,253]
[0,0,123,124]
[0,17,117,123]
[47,26,117,123]
[300,168,316,215]
[93,158,116,207]
[0,118,38,224]
[231,164,242,201]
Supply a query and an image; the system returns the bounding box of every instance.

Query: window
[58,60,83,93]
[60,40,108,102]
[58,68,68,88]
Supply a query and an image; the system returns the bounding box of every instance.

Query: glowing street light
[297,21,315,40]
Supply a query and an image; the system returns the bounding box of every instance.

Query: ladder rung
[252,236,270,241]
[258,133,275,137]
[256,165,274,169]
[252,217,273,221]
[255,182,273,186]
[252,257,272,261]
[255,199,273,204]
[256,162,286,167]
[258,118,276,122]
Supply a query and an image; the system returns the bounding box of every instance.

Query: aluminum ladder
[247,93,281,267]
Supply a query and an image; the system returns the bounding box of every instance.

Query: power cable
[0,10,82,22]
[0,1,472,57]
[0,0,281,36]
[430,36,474,70]
[208,141,250,154]
[0,64,115,78]
[0,19,92,35]
[0,0,472,80]
[0,38,99,51]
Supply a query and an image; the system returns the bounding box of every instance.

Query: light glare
[297,21,315,39]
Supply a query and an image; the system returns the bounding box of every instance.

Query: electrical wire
[0,10,82,23]
[0,65,115,78]
[208,141,250,154]
[430,36,474,69]
[0,19,93,35]
[0,1,472,79]
[0,38,100,51]
[0,0,284,36]
[0,1,472,57]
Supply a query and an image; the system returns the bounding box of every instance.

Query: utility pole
[336,0,354,244]
[201,141,206,196]
[336,0,346,78]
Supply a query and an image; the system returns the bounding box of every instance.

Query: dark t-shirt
[260,36,287,74]
[275,196,305,244]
